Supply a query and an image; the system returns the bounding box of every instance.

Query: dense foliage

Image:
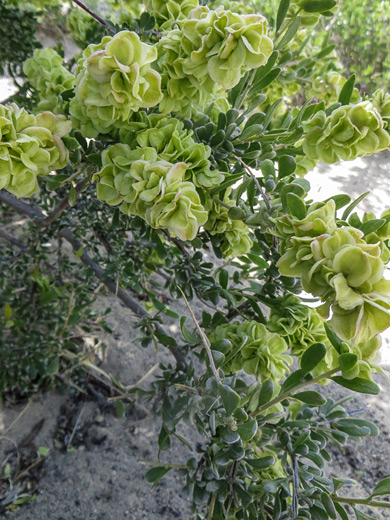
[1,0,390,517]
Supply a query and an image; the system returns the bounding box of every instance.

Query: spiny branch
[0,192,186,367]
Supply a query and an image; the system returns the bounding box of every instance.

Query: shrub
[1,0,390,517]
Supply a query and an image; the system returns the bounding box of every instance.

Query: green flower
[0,103,71,198]
[294,155,318,177]
[275,200,337,242]
[277,200,390,345]
[204,190,253,257]
[156,6,272,116]
[362,210,390,262]
[309,70,360,105]
[372,89,390,131]
[23,48,75,114]
[66,7,102,47]
[119,113,224,188]
[150,0,198,30]
[209,320,292,382]
[181,6,273,89]
[70,31,163,137]
[94,144,208,240]
[302,101,390,164]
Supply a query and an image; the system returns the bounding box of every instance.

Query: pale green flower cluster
[157,6,272,117]
[66,7,100,47]
[204,189,253,258]
[70,31,163,137]
[209,320,292,381]
[150,0,198,30]
[119,113,223,188]
[0,103,71,198]
[372,89,390,132]
[93,144,208,240]
[309,70,360,105]
[302,100,390,164]
[268,295,329,354]
[276,200,390,346]
[23,48,75,114]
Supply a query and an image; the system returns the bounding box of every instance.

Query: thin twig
[177,286,221,383]
[161,229,190,259]
[237,158,272,212]
[71,0,116,33]
[66,401,85,450]
[250,367,341,417]
[0,400,32,438]
[37,179,86,228]
[107,363,160,400]
[0,229,26,250]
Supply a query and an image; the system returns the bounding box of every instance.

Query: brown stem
[37,179,86,228]
[71,0,116,33]
[178,286,221,383]
[0,229,26,250]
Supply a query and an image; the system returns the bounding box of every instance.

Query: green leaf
[218,383,241,416]
[278,155,296,178]
[334,418,378,437]
[293,391,327,406]
[253,68,281,91]
[46,357,59,376]
[276,16,301,50]
[261,159,275,178]
[303,0,336,13]
[115,399,125,419]
[331,376,380,395]
[38,446,50,457]
[301,343,327,375]
[353,507,377,520]
[145,466,171,484]
[320,493,337,519]
[155,333,178,347]
[228,206,247,220]
[287,192,306,219]
[247,456,275,469]
[334,503,349,520]
[324,323,343,354]
[315,44,336,59]
[324,194,351,210]
[333,477,358,494]
[360,218,386,236]
[370,477,390,498]
[180,316,200,344]
[251,51,279,89]
[246,253,268,269]
[276,0,290,33]
[338,353,358,374]
[258,380,274,406]
[219,268,229,290]
[338,74,356,105]
[280,369,304,393]
[237,418,258,441]
[73,244,83,258]
[263,99,283,131]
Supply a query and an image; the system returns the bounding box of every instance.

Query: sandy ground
[1,76,390,518]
